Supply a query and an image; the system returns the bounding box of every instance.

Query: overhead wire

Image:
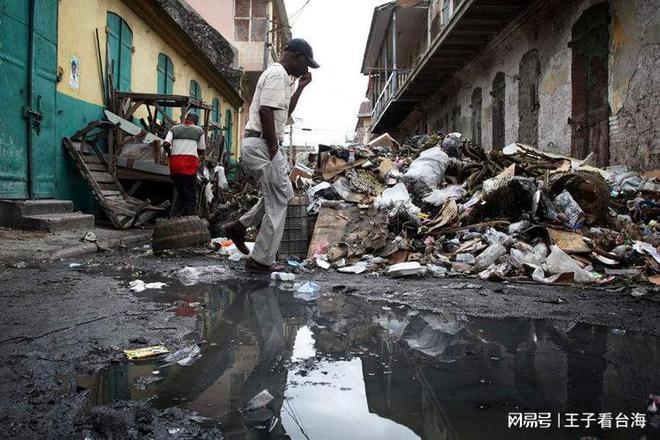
[269,0,313,34]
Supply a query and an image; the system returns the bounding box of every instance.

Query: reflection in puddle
[80,278,659,439]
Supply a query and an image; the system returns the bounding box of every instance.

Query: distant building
[354,100,374,144]
[0,0,243,213]
[185,0,292,149]
[362,0,659,170]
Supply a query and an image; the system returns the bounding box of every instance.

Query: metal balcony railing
[372,69,410,123]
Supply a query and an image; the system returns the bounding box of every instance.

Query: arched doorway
[471,88,482,146]
[570,3,610,165]
[518,49,540,146]
[491,72,506,150]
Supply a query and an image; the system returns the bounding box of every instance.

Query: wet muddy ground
[1,248,659,439]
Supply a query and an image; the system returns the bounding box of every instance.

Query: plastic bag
[422,185,467,206]
[375,183,410,209]
[544,245,595,283]
[475,243,507,270]
[554,191,585,229]
[403,147,449,189]
[214,166,229,190]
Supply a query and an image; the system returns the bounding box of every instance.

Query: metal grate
[279,196,309,259]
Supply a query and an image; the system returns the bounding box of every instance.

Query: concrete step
[19,199,74,216]
[23,213,95,233]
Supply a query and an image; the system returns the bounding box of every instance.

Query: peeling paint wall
[405,0,659,170]
[608,0,660,170]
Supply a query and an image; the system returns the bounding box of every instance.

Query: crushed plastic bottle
[294,281,321,301]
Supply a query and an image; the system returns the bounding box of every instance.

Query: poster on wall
[69,56,80,89]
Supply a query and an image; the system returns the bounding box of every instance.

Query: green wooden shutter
[224,109,233,152]
[118,19,132,91]
[211,98,220,123]
[157,53,174,118]
[106,12,132,92]
[189,80,202,100]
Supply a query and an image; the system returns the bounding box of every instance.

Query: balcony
[370,0,533,134]
[372,69,411,123]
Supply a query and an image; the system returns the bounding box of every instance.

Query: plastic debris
[174,266,227,286]
[163,344,201,367]
[427,265,448,278]
[245,390,274,410]
[387,262,427,277]
[294,282,321,301]
[544,245,596,283]
[129,280,167,292]
[475,243,507,270]
[402,146,449,189]
[554,190,585,230]
[271,272,296,282]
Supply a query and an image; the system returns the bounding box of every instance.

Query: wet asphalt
[0,248,658,439]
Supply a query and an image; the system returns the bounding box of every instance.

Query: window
[157,53,174,119]
[441,0,452,26]
[107,12,133,92]
[189,80,202,101]
[234,0,268,42]
[224,109,233,152]
[211,98,220,124]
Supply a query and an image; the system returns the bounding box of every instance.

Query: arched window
[224,109,233,152]
[106,12,133,92]
[189,80,202,101]
[157,53,174,119]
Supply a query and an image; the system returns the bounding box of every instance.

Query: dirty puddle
[77,272,659,439]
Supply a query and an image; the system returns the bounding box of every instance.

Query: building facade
[363,0,659,171]
[354,100,374,144]
[185,0,291,139]
[0,0,243,212]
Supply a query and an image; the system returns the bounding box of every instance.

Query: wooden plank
[99,182,120,191]
[102,190,122,197]
[90,171,115,183]
[82,154,103,164]
[85,163,107,171]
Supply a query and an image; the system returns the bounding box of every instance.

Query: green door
[0,0,57,199]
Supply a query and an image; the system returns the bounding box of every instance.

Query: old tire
[152,216,211,253]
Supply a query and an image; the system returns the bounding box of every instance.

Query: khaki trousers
[239,137,294,266]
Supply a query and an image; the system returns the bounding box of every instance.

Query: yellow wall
[57,0,240,154]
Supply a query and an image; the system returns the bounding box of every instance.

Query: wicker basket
[279,196,310,259]
[152,216,211,253]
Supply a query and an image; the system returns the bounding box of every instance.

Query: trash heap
[296,133,659,286]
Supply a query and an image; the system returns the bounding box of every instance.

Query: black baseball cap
[284,38,320,69]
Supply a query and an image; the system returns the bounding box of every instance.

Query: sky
[282,0,385,147]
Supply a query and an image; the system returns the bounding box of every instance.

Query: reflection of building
[362,0,659,170]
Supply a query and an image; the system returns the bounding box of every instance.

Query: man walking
[222,39,319,272]
[163,112,206,216]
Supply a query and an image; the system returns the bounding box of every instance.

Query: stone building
[185,0,292,140]
[354,100,374,144]
[362,0,659,170]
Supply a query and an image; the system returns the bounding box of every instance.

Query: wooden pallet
[63,131,169,229]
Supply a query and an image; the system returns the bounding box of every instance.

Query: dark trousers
[172,173,197,216]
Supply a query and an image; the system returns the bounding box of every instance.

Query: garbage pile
[296,133,659,286]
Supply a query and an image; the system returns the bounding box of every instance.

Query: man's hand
[298,71,312,89]
[163,142,172,156]
[268,147,278,161]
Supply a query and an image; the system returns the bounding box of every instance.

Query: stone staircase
[0,200,95,233]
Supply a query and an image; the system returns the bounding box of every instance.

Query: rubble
[210,131,658,288]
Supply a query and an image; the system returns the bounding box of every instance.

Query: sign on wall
[69,56,80,90]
